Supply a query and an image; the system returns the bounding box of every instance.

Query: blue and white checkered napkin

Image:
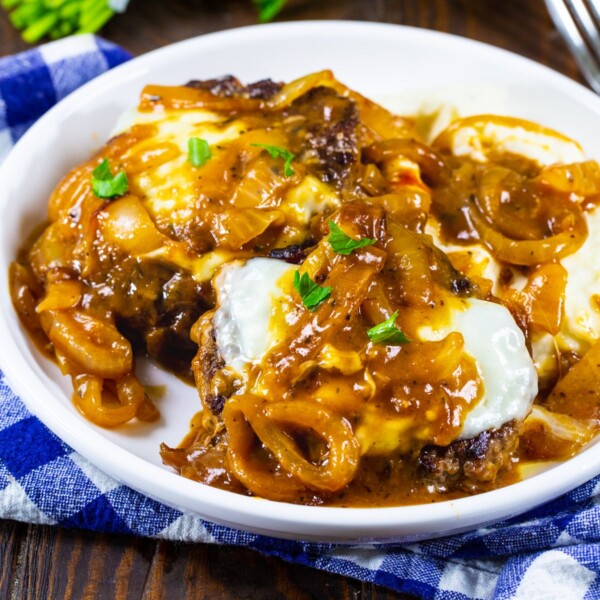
[2,36,600,600]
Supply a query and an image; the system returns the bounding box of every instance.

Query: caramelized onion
[364,138,449,186]
[9,263,50,354]
[210,209,286,249]
[476,167,541,240]
[35,280,82,313]
[329,81,416,140]
[520,405,594,460]
[470,208,587,266]
[222,395,307,501]
[546,339,600,424]
[231,159,289,209]
[537,161,600,197]
[384,221,435,305]
[475,166,587,246]
[72,373,145,428]
[433,114,583,165]
[139,85,262,113]
[517,263,567,335]
[44,310,132,379]
[259,400,360,492]
[368,333,465,383]
[262,248,385,387]
[223,395,360,496]
[99,195,165,255]
[266,70,335,110]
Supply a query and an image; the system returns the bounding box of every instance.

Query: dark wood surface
[0,1,586,599]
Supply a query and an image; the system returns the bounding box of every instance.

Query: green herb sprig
[251,143,295,177]
[328,220,376,256]
[188,137,212,167]
[293,271,331,312]
[91,158,128,199]
[367,311,411,345]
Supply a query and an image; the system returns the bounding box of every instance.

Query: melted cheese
[420,299,537,439]
[426,195,600,360]
[213,258,295,374]
[125,109,245,223]
[426,229,600,366]
[113,107,341,281]
[284,175,341,225]
[416,109,599,357]
[117,98,590,443]
[559,207,600,354]
[212,259,537,442]
[450,122,584,165]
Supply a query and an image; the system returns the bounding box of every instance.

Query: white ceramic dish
[1,22,600,543]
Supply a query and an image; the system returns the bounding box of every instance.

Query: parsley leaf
[188,137,212,167]
[328,220,376,255]
[251,143,295,176]
[91,159,128,199]
[367,311,411,345]
[293,271,332,311]
[252,0,287,22]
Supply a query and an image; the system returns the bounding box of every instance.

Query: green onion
[3,0,115,42]
[9,3,46,29]
[22,12,59,43]
[4,0,288,42]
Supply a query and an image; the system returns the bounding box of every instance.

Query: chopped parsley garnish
[367,311,411,345]
[293,271,332,312]
[251,143,295,176]
[328,220,376,255]
[188,137,212,167]
[91,159,128,199]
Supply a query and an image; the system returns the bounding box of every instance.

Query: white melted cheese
[424,219,529,296]
[450,123,584,166]
[402,95,600,357]
[381,85,509,142]
[425,167,600,359]
[213,259,537,441]
[559,206,600,354]
[212,258,295,374]
[420,299,537,439]
[112,107,341,281]
[284,175,341,225]
[116,95,593,437]
[111,105,249,244]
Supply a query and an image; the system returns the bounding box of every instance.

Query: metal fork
[546,0,600,93]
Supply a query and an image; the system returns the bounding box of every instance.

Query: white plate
[1,22,600,543]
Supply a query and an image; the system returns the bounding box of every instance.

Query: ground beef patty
[418,420,520,492]
[185,76,283,99]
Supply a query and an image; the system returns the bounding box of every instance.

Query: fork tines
[546,0,600,93]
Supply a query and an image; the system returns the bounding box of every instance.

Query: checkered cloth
[1,35,600,600]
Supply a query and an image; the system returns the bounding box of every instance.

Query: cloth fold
[1,35,599,600]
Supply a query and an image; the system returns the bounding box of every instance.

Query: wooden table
[0,1,586,598]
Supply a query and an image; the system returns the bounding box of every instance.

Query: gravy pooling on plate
[9,71,600,506]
